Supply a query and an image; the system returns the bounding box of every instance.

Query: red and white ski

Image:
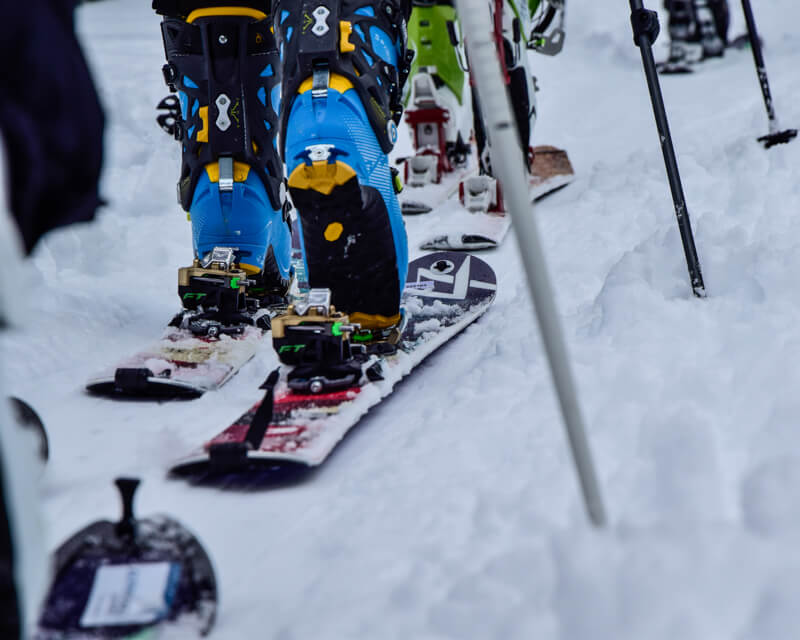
[169,251,496,478]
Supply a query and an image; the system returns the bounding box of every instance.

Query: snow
[3,0,800,637]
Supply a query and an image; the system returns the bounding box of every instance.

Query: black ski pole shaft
[629,0,706,298]
[739,0,797,148]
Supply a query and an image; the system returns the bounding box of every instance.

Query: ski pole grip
[115,477,140,538]
[630,5,660,47]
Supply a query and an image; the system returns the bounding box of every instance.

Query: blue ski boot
[274,0,413,332]
[155,4,292,308]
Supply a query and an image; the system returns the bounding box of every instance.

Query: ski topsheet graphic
[170,251,496,478]
[35,478,217,639]
[420,146,575,251]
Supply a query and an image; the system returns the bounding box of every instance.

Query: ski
[419,146,574,251]
[169,251,496,479]
[35,478,217,639]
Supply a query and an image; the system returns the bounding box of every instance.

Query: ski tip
[533,181,571,202]
[530,146,575,185]
[459,235,500,251]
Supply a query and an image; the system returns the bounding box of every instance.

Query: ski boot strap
[275,0,414,154]
[158,11,285,212]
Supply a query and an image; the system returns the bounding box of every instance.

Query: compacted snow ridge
[3,1,800,637]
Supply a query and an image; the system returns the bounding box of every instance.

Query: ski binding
[459,175,504,213]
[272,289,386,395]
[86,246,280,398]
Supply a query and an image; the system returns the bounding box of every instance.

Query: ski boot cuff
[159,10,285,212]
[274,0,414,154]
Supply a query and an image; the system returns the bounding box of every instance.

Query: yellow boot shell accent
[324,222,345,242]
[197,106,209,142]
[186,7,267,23]
[340,22,356,53]
[298,74,355,95]
[350,312,402,331]
[238,263,262,275]
[288,161,356,195]
[204,161,251,183]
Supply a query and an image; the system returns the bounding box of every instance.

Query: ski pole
[739,0,797,148]
[629,0,706,298]
[454,0,607,528]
